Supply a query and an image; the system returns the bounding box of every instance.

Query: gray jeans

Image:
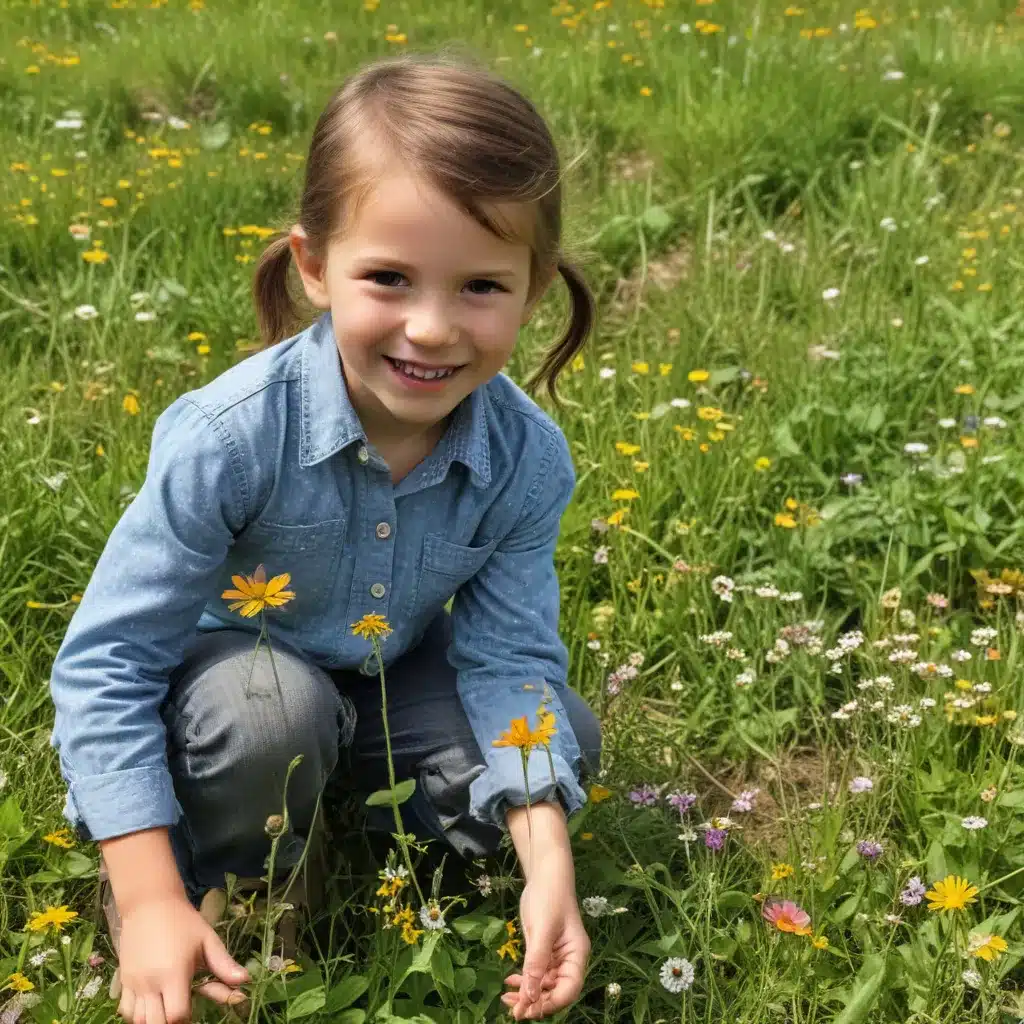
[162,615,601,896]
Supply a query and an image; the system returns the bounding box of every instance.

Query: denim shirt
[49,313,586,842]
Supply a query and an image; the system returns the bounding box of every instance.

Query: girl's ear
[521,263,558,326]
[289,226,331,309]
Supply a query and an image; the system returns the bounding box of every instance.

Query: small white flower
[679,22,691,32]
[419,901,447,931]
[30,949,58,967]
[961,816,988,830]
[903,442,929,455]
[849,776,874,794]
[583,896,611,918]
[167,115,191,130]
[599,367,616,379]
[670,397,691,408]
[962,968,982,990]
[879,216,897,231]
[951,649,971,662]
[593,546,609,565]
[606,982,622,1000]
[822,287,841,302]
[938,417,957,428]
[0,769,7,790]
[76,975,103,1000]
[474,874,492,896]
[973,682,992,695]
[919,697,937,709]
[891,317,904,327]
[914,255,929,265]
[971,627,998,647]
[780,591,803,602]
[134,311,157,323]
[983,416,1006,429]
[762,230,777,242]
[42,472,68,492]
[735,669,755,688]
[882,69,905,81]
[55,117,84,130]
[74,304,99,321]
[659,957,695,993]
[678,828,698,843]
[924,193,943,210]
[61,935,72,946]
[779,241,796,253]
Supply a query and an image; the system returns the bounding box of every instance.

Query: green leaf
[365,778,416,807]
[199,121,231,150]
[337,1012,365,1024]
[641,205,673,237]
[286,986,326,1020]
[0,797,26,838]
[833,953,886,1024]
[773,421,801,457]
[453,968,476,994]
[325,975,369,1013]
[430,945,454,990]
[926,839,947,882]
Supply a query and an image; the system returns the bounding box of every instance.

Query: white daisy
[961,816,988,831]
[659,957,695,993]
[74,304,99,321]
[419,901,447,931]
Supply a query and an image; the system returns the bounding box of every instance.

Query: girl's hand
[501,860,590,1020]
[502,801,590,1020]
[117,894,249,1024]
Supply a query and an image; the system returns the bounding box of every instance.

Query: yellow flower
[615,442,641,456]
[400,920,423,945]
[925,875,978,912]
[4,974,34,993]
[659,363,672,376]
[26,905,78,932]
[589,783,612,803]
[82,248,109,264]
[674,426,696,441]
[493,707,557,753]
[221,565,296,618]
[770,862,795,881]
[775,513,797,529]
[350,613,392,640]
[122,394,140,415]
[99,197,117,208]
[967,933,1007,962]
[697,406,723,421]
[633,460,649,472]
[498,920,522,961]
[688,369,709,383]
[631,361,649,374]
[42,828,75,849]
[188,331,207,342]
[639,86,652,97]
[606,508,627,526]
[611,489,639,501]
[811,934,829,950]
[954,384,974,395]
[754,457,771,471]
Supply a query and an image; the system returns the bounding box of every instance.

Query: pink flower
[762,899,812,936]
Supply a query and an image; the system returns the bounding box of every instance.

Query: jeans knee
[565,693,601,777]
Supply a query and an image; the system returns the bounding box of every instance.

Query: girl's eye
[465,279,505,295]
[367,270,406,288]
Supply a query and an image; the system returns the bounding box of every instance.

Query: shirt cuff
[65,766,180,842]
[468,746,587,829]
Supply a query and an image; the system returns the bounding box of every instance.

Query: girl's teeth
[393,359,455,380]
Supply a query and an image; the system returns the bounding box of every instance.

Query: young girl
[49,53,600,1024]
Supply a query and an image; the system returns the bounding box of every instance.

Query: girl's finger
[118,987,136,1024]
[144,991,167,1024]
[195,979,249,1008]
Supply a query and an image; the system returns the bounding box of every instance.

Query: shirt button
[357,445,369,464]
[375,522,392,540]
[370,582,386,599]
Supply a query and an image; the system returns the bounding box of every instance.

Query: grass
[2,0,1024,1020]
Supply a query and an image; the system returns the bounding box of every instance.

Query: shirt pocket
[411,533,498,615]
[232,518,346,619]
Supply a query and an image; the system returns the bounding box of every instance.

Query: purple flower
[704,828,727,851]
[730,788,759,813]
[857,839,884,861]
[629,785,658,807]
[666,791,697,815]
[899,876,926,906]
[840,472,863,487]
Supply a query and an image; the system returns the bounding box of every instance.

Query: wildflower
[670,397,691,408]
[74,304,99,321]
[903,442,928,455]
[497,920,521,961]
[687,369,709,383]
[3,975,34,993]
[880,216,898,230]
[762,899,812,936]
[822,287,840,301]
[926,875,979,912]
[961,816,987,831]
[967,933,1007,962]
[666,791,697,815]
[980,785,998,803]
[582,896,611,917]
[678,828,698,843]
[730,789,759,813]
[771,863,795,881]
[611,488,639,501]
[927,593,949,609]
[711,575,735,602]
[29,950,57,967]
[593,546,609,565]
[42,827,75,848]
[900,877,926,906]
[704,827,727,851]
[961,969,982,990]
[492,707,556,753]
[606,982,622,1000]
[857,840,883,861]
[658,957,694,993]
[628,785,658,807]
[735,668,755,687]
[82,248,109,264]
[589,784,612,803]
[26,906,78,932]
[849,776,874,794]
[840,472,863,486]
[754,456,771,471]
[419,901,447,931]
[222,566,295,618]
[122,394,140,415]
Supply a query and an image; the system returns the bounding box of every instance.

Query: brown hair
[252,52,594,402]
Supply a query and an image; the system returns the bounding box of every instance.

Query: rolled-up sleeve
[49,397,248,841]
[448,430,586,829]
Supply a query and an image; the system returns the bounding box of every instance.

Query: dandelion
[687,369,710,383]
[961,816,988,831]
[658,957,694,993]
[967,933,1007,962]
[900,877,926,906]
[3,974,34,993]
[26,906,78,932]
[42,828,75,848]
[811,934,829,950]
[589,783,612,803]
[122,394,140,415]
[849,776,874,794]
[926,875,979,912]
[419,901,447,931]
[222,566,295,618]
[762,899,812,936]
[771,862,795,881]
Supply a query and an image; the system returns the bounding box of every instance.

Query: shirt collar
[299,312,492,487]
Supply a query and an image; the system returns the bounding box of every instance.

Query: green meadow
[2,0,1024,1020]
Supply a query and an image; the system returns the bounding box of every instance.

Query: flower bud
[264,814,285,837]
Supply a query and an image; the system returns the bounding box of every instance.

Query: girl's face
[291,165,553,442]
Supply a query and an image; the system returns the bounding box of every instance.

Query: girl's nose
[405,303,458,347]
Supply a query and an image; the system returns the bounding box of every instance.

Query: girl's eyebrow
[355,256,521,279]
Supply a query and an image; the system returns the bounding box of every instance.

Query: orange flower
[221,565,295,617]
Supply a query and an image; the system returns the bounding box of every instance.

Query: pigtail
[253,235,299,346]
[524,258,596,406]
